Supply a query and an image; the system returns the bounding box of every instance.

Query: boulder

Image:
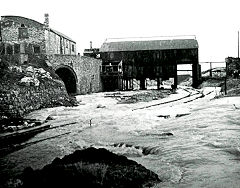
[21,147,161,188]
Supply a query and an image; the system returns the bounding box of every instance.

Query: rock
[96,104,106,108]
[20,77,40,87]
[26,66,34,73]
[23,121,28,127]
[46,116,54,121]
[5,178,23,188]
[160,132,173,136]
[21,147,161,188]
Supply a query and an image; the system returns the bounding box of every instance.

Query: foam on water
[1,89,240,187]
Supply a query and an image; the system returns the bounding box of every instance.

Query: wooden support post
[120,76,123,91]
[140,78,146,90]
[130,78,133,90]
[126,79,128,90]
[173,64,178,89]
[224,76,227,95]
[225,61,228,95]
[157,77,160,90]
[123,79,125,90]
[192,63,199,88]
[210,62,212,77]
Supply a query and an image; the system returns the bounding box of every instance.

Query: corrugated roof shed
[100,39,198,52]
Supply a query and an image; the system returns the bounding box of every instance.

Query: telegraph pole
[238,31,239,58]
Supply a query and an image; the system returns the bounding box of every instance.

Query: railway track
[132,87,214,111]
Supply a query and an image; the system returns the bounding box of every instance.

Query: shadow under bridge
[55,65,77,94]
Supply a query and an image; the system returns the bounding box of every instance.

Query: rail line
[132,87,213,111]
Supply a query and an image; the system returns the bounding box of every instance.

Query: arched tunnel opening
[55,67,77,94]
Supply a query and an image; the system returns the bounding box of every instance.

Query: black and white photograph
[0,0,240,187]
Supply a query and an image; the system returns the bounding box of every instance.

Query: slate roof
[50,28,75,43]
[100,39,198,52]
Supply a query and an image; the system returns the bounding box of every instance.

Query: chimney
[44,13,49,28]
[90,41,92,49]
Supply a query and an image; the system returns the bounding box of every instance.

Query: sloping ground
[0,57,77,139]
[199,77,240,95]
[226,79,240,95]
[178,77,192,87]
[201,67,226,77]
[0,57,76,120]
[177,74,191,84]
[178,66,240,95]
[6,147,160,188]
[199,78,225,87]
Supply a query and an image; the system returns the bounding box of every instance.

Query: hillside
[178,67,240,95]
[0,55,77,121]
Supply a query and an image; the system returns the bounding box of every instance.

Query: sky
[1,0,240,63]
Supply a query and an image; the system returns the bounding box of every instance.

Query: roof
[1,15,44,28]
[100,38,198,52]
[1,15,75,43]
[50,28,75,43]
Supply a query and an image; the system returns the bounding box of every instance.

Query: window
[14,44,20,54]
[6,45,13,55]
[110,52,114,59]
[18,28,29,39]
[0,44,5,55]
[33,46,40,53]
[72,44,75,52]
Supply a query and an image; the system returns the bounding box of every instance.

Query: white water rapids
[0,87,240,187]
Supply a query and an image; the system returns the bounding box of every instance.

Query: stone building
[0,15,102,95]
[0,14,76,58]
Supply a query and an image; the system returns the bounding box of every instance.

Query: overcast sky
[1,0,240,62]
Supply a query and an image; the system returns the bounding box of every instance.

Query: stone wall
[47,55,102,94]
[45,30,76,55]
[1,16,44,28]
[78,56,102,94]
[1,17,46,53]
[1,16,76,56]
[45,31,60,54]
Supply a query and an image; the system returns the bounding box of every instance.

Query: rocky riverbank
[0,57,78,122]
[5,147,161,188]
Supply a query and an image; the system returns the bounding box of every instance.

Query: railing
[200,62,226,78]
[100,65,123,75]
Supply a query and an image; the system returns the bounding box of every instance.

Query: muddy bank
[5,147,160,188]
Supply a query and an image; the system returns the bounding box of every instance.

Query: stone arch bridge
[47,55,102,94]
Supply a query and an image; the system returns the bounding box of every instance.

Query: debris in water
[175,113,190,117]
[233,104,239,109]
[157,115,170,119]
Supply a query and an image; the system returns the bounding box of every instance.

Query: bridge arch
[54,65,77,94]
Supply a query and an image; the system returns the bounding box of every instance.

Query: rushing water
[0,88,240,187]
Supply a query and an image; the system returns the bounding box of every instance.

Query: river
[0,87,240,187]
